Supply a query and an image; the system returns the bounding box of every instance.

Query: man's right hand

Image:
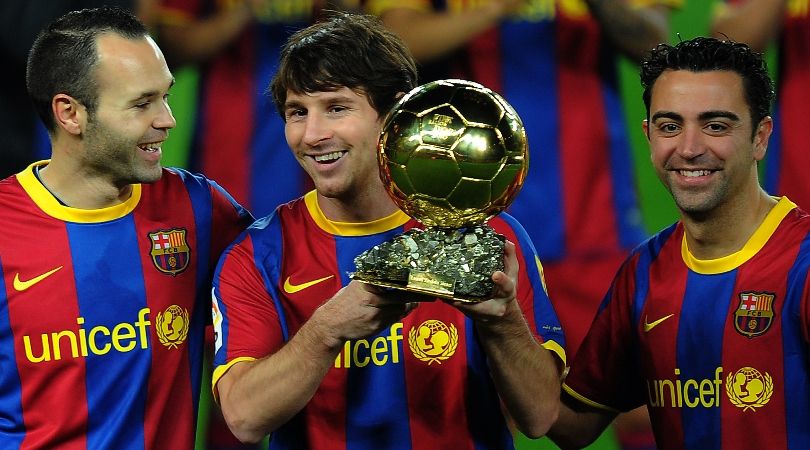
[311,281,418,350]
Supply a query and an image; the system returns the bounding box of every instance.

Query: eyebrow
[697,110,741,122]
[133,78,176,102]
[284,93,358,111]
[650,111,682,122]
[651,110,741,123]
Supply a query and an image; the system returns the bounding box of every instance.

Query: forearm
[710,0,786,51]
[547,394,616,449]
[158,5,253,66]
[585,0,670,63]
[217,313,343,443]
[476,300,561,438]
[217,281,414,443]
[379,5,508,63]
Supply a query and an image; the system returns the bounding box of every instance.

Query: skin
[548,69,775,447]
[216,86,561,443]
[711,0,786,52]
[377,0,670,65]
[216,87,417,443]
[643,70,775,259]
[39,33,176,209]
[282,87,399,222]
[158,0,360,67]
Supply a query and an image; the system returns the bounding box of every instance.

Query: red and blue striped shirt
[0,162,251,449]
[564,197,810,450]
[212,191,565,449]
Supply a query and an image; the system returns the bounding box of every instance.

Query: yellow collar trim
[682,196,796,274]
[18,160,141,223]
[303,190,410,236]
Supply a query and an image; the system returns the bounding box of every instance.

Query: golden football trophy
[351,79,528,302]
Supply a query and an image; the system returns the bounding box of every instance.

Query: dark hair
[641,36,775,135]
[26,6,148,132]
[270,12,418,119]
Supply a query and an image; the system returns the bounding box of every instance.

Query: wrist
[300,307,345,354]
[474,298,522,332]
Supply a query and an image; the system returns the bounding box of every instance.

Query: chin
[136,166,164,184]
[674,197,719,217]
[313,182,348,199]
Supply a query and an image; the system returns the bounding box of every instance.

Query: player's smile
[312,150,347,164]
[669,167,719,187]
[138,140,164,162]
[678,169,714,178]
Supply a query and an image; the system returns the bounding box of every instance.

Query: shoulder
[242,196,308,240]
[161,166,212,187]
[487,212,537,253]
[488,212,529,236]
[158,167,243,205]
[630,222,680,258]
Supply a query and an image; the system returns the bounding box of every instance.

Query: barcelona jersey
[563,197,810,450]
[0,161,252,449]
[212,191,565,450]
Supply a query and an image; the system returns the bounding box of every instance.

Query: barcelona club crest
[148,229,190,276]
[734,292,775,338]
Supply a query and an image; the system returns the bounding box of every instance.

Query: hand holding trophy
[351,79,528,302]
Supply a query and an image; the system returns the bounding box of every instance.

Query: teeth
[679,170,711,177]
[314,151,346,162]
[139,143,162,153]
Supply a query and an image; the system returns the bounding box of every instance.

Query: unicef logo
[408,320,458,365]
[725,367,773,411]
[156,305,190,349]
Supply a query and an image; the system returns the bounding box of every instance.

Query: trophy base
[350,225,505,303]
[352,274,482,303]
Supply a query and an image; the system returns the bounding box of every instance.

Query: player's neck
[316,189,400,223]
[39,158,134,210]
[681,189,776,260]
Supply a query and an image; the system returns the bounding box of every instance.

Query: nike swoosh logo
[13,266,64,292]
[644,314,674,332]
[283,275,334,294]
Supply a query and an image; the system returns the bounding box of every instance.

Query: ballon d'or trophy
[351,79,528,302]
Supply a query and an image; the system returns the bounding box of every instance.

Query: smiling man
[0,7,253,449]
[548,37,810,450]
[209,12,566,450]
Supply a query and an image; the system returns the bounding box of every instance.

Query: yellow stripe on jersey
[682,196,797,275]
[303,190,411,236]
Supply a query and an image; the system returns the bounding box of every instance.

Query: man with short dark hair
[549,37,810,449]
[0,7,252,448]
[211,12,565,449]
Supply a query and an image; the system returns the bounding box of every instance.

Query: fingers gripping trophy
[352,79,528,302]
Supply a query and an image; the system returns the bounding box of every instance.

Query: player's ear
[752,116,773,161]
[52,94,86,136]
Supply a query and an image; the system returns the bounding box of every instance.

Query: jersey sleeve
[802,268,810,346]
[211,218,283,397]
[562,252,646,413]
[208,178,254,259]
[489,213,566,366]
